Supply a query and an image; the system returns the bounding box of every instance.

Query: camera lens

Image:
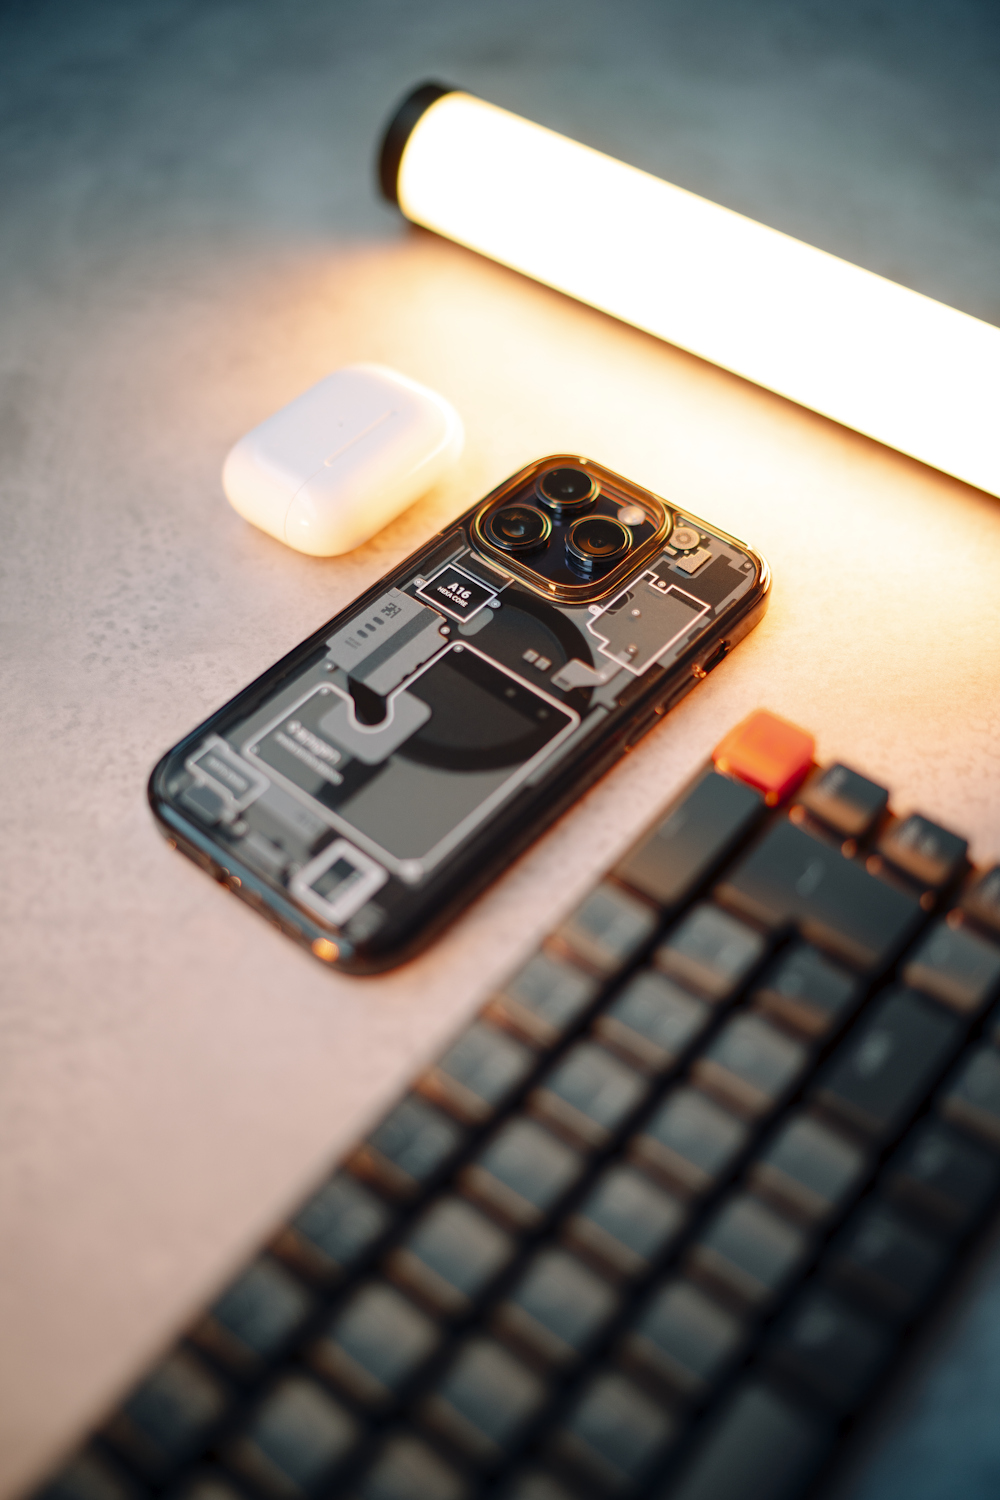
[537,466,597,512]
[485,503,552,552]
[566,515,632,572]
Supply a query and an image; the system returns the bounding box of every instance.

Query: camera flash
[617,505,646,527]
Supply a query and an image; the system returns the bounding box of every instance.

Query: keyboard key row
[716,818,925,973]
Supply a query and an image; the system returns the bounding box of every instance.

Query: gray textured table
[3,3,1000,1496]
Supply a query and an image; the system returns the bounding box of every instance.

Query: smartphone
[148,457,770,973]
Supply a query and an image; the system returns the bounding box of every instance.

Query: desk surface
[3,3,1000,1496]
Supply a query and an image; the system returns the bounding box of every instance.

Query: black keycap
[564,1164,687,1277]
[420,1022,536,1124]
[530,1041,649,1148]
[549,1371,680,1491]
[552,881,659,976]
[692,1014,809,1119]
[487,952,601,1048]
[309,1281,441,1406]
[902,919,1000,1015]
[225,1376,361,1497]
[666,1380,832,1500]
[387,1198,516,1315]
[173,1474,246,1500]
[631,1087,749,1197]
[752,942,861,1038]
[38,1451,138,1500]
[750,1112,868,1225]
[461,1116,586,1228]
[765,1285,895,1411]
[495,1248,619,1365]
[193,1256,314,1376]
[825,1202,951,1319]
[812,987,963,1141]
[796,763,889,838]
[961,864,1000,937]
[352,1432,470,1500]
[939,1045,1000,1149]
[878,814,968,889]
[274,1175,393,1284]
[104,1350,229,1479]
[687,1193,810,1308]
[655,905,767,1002]
[421,1338,548,1463]
[497,1472,579,1500]
[715,819,924,972]
[621,1278,745,1400]
[613,769,764,911]
[882,1119,1000,1232]
[351,1096,466,1198]
[990,1003,1000,1047]
[594,969,711,1073]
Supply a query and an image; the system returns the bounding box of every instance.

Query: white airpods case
[222,363,464,557]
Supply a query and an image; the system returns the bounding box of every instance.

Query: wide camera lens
[537,466,597,512]
[485,503,552,552]
[566,515,632,573]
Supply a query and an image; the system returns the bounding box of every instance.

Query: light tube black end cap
[377,81,456,206]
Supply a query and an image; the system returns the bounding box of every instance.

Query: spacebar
[714,819,923,972]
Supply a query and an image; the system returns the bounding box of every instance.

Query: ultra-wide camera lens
[566,515,632,572]
[485,503,552,552]
[537,466,597,512]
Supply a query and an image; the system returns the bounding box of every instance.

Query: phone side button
[624,706,666,753]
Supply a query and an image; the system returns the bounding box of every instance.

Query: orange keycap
[713,711,815,805]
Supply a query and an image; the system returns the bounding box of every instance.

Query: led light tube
[380,84,1000,499]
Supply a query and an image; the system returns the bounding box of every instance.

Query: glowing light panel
[395,92,1000,498]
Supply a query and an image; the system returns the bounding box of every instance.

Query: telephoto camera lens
[537,466,598,512]
[485,503,552,552]
[565,515,632,573]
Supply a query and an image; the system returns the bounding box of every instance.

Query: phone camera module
[537,466,598,513]
[485,503,552,553]
[565,515,632,574]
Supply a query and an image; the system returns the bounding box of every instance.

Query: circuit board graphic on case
[48,711,1000,1500]
[148,456,767,972]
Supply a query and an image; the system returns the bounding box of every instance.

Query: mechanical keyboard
[36,710,1000,1500]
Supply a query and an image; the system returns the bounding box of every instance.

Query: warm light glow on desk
[386,88,1000,499]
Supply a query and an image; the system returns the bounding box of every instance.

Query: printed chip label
[417,564,497,622]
